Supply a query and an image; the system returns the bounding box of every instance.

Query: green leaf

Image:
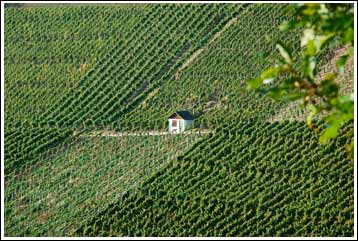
[345,46,354,56]
[306,39,317,56]
[261,67,281,79]
[337,94,354,103]
[302,55,317,80]
[302,30,334,56]
[331,95,354,116]
[315,34,335,52]
[343,28,354,44]
[302,4,319,16]
[263,78,275,85]
[247,77,263,90]
[267,88,287,101]
[301,29,315,47]
[319,120,340,144]
[320,97,354,144]
[276,43,292,64]
[318,4,329,14]
[308,56,317,79]
[284,92,304,101]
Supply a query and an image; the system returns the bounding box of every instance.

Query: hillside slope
[5,3,247,236]
[5,3,244,174]
[118,3,299,130]
[77,121,353,236]
[74,4,354,237]
[4,3,354,237]
[5,133,203,236]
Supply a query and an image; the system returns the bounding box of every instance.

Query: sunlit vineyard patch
[5,134,204,236]
[77,121,353,237]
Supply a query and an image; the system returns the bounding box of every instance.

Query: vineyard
[118,3,301,131]
[4,3,354,237]
[76,120,353,237]
[5,133,203,236]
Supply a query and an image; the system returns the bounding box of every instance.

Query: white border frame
[1,1,357,240]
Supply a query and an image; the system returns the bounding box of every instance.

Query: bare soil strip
[78,129,214,137]
[175,16,241,80]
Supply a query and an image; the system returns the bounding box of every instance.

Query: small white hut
[168,110,195,133]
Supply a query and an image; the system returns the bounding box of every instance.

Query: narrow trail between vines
[175,15,242,80]
[78,129,214,137]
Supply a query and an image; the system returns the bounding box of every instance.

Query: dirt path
[79,129,214,137]
[175,16,241,80]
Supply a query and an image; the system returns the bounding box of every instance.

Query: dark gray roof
[168,110,195,120]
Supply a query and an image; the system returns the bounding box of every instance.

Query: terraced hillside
[119,3,299,130]
[5,3,244,174]
[4,3,354,237]
[5,4,246,129]
[5,133,203,236]
[77,120,353,237]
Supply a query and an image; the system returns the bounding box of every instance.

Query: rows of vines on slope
[38,4,245,130]
[74,5,353,236]
[5,133,204,236]
[4,4,252,236]
[117,4,301,132]
[4,128,73,175]
[5,3,353,237]
[5,5,146,127]
[5,4,244,175]
[76,119,353,237]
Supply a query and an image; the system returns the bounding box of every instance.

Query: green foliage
[5,4,238,130]
[122,3,298,130]
[5,3,353,237]
[5,134,201,236]
[248,3,354,152]
[76,121,353,237]
[5,4,239,172]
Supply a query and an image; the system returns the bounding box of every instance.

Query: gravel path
[79,129,214,137]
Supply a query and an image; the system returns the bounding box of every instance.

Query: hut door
[172,119,178,131]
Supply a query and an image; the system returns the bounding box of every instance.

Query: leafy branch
[247,3,354,155]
